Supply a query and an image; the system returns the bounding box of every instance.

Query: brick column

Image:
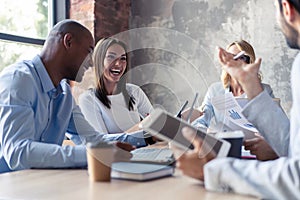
[94,0,130,42]
[69,0,95,34]
[68,0,130,102]
[69,0,130,43]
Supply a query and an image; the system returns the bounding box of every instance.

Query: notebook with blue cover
[111,162,174,181]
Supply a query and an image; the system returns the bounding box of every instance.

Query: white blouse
[78,83,153,134]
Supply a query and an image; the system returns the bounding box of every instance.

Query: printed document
[211,93,257,139]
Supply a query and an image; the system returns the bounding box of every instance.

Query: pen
[176,100,189,118]
[233,51,246,60]
[186,92,199,123]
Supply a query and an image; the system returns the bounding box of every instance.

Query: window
[0,0,68,71]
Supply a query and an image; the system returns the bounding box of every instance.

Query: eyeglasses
[236,54,250,64]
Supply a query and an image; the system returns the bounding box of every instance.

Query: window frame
[0,0,69,46]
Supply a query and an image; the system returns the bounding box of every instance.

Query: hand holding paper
[211,93,257,139]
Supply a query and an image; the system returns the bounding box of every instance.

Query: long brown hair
[93,38,135,110]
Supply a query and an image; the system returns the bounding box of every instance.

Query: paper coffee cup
[216,131,244,158]
[86,142,115,182]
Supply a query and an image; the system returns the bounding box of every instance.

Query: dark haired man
[0,20,146,173]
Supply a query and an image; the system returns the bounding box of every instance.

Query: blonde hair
[221,40,262,88]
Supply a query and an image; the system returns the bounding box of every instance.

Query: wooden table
[0,169,258,200]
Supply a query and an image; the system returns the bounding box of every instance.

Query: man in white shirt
[176,0,300,198]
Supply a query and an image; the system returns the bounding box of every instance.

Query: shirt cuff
[204,158,262,197]
[101,131,147,148]
[127,130,147,147]
[71,145,88,167]
[242,90,272,118]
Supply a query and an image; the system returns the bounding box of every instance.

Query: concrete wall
[126,0,296,116]
[70,0,296,116]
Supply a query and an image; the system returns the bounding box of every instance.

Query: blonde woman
[192,40,278,160]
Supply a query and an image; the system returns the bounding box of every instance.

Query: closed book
[111,162,174,181]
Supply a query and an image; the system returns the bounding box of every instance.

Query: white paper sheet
[211,93,257,139]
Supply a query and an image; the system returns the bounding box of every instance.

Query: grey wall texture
[126,0,297,116]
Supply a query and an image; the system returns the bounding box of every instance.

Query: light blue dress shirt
[192,82,274,131]
[0,55,145,173]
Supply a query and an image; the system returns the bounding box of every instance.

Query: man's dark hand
[115,141,136,151]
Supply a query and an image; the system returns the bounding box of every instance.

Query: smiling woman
[70,38,154,146]
[102,42,128,89]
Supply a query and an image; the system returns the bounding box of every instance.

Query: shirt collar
[32,55,66,95]
[225,85,230,93]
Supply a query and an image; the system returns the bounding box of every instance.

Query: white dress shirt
[203,53,300,199]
